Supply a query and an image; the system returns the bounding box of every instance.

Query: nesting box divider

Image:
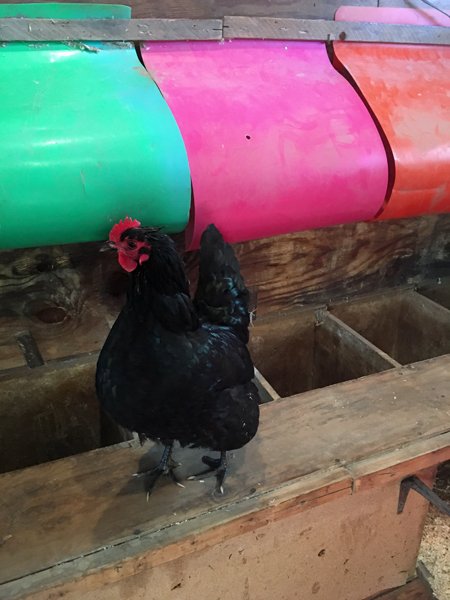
[331,289,450,365]
[248,307,400,398]
[253,368,281,403]
[313,312,400,391]
[417,277,450,311]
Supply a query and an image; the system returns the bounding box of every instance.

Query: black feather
[194,224,250,342]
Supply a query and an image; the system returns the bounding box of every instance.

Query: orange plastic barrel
[334,7,450,220]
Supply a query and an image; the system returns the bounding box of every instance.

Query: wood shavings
[419,462,450,600]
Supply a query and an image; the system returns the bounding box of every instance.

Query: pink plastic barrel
[142,40,388,249]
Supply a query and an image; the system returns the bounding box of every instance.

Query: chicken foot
[134,441,184,499]
[187,451,228,496]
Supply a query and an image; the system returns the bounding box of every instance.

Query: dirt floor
[418,461,450,600]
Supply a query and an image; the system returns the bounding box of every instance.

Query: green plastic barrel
[0,4,191,249]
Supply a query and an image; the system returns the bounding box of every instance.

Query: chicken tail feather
[194,224,250,342]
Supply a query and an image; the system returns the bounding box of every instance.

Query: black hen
[96,219,260,496]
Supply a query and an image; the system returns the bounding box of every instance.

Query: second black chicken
[96,218,260,496]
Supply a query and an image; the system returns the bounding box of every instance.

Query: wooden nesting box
[0,212,449,600]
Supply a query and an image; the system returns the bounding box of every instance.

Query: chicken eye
[127,240,137,250]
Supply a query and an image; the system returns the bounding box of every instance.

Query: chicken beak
[100,241,115,252]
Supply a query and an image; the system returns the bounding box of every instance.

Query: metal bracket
[397,475,450,516]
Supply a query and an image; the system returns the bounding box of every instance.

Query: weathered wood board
[1,215,449,374]
[10,475,433,600]
[3,16,450,45]
[223,16,450,44]
[1,355,449,598]
[0,17,224,42]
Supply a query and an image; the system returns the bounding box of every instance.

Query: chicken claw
[133,442,184,499]
[187,451,228,496]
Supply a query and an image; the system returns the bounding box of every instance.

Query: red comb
[109,217,141,243]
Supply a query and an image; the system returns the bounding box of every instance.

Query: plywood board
[4,473,433,600]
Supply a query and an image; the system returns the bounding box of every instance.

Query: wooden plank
[0,0,378,21]
[348,430,450,492]
[1,354,449,587]
[205,215,450,317]
[0,340,25,371]
[223,15,450,44]
[371,577,436,599]
[0,18,222,42]
[1,15,449,44]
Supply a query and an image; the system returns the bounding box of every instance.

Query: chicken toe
[188,451,228,495]
[132,442,182,498]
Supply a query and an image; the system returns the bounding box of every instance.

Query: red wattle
[118,253,138,272]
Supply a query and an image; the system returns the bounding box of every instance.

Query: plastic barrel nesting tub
[334,6,450,220]
[0,3,191,249]
[141,40,388,249]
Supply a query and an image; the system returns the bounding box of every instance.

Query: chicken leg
[188,451,228,496]
[134,441,183,499]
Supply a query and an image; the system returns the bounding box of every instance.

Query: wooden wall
[3,0,450,20]
[0,214,449,373]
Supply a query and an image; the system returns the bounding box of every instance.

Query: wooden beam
[348,430,450,492]
[223,16,450,45]
[0,16,449,45]
[0,18,223,42]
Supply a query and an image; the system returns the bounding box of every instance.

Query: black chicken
[96,218,260,497]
